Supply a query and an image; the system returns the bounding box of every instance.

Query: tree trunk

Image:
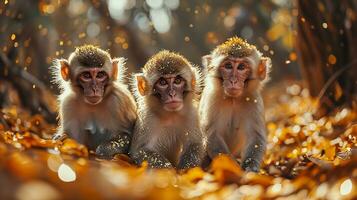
[296,0,357,116]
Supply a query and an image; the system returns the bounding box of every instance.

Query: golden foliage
[0,84,356,199]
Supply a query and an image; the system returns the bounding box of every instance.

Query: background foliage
[0,0,356,199]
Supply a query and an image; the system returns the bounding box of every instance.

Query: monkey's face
[219,57,251,97]
[78,68,109,105]
[153,74,186,112]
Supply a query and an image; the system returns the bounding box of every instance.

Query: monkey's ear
[258,57,271,80]
[201,55,212,68]
[111,57,125,80]
[136,74,148,96]
[190,67,199,89]
[191,77,196,89]
[59,59,70,81]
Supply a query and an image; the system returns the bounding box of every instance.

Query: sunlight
[58,163,77,182]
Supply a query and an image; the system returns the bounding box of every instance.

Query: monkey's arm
[95,133,131,158]
[241,132,266,172]
[241,112,267,172]
[207,132,231,159]
[177,142,204,169]
[131,148,173,168]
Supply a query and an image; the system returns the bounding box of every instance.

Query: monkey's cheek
[84,96,102,105]
[163,102,184,112]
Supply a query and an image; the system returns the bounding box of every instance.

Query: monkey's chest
[216,109,246,156]
[147,128,185,166]
[223,125,246,157]
[78,115,118,149]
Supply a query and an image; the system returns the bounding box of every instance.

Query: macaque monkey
[52,45,137,158]
[130,50,204,169]
[199,37,271,172]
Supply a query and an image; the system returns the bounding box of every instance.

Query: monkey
[199,37,271,172]
[129,50,204,169]
[51,45,137,158]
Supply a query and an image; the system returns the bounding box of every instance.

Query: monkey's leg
[207,133,232,159]
[178,143,204,169]
[241,135,266,172]
[200,153,212,169]
[95,134,131,158]
[132,149,173,168]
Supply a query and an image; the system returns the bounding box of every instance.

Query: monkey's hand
[95,134,130,159]
[132,149,172,168]
[241,142,266,173]
[178,143,203,170]
[241,157,260,172]
[207,133,231,159]
[52,133,68,141]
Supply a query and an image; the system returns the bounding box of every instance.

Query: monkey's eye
[81,72,91,79]
[159,78,167,86]
[174,76,182,84]
[224,62,233,69]
[237,63,246,70]
[97,71,106,79]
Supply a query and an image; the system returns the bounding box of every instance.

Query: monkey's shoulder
[58,91,77,106]
[113,85,136,103]
[135,112,198,138]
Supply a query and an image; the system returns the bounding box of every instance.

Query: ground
[0,83,356,200]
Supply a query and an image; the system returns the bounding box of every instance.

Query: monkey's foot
[95,137,130,159]
[200,154,214,170]
[241,158,260,172]
[133,150,173,168]
[177,146,202,170]
[177,161,199,170]
[149,160,173,168]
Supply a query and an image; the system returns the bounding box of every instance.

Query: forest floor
[0,83,356,200]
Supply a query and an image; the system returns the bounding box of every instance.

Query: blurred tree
[296,0,357,116]
[0,0,149,122]
[0,0,57,122]
[0,0,307,122]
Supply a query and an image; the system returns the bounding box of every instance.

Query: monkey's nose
[230,79,238,85]
[169,90,176,97]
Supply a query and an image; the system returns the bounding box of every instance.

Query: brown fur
[73,45,109,68]
[52,45,136,158]
[143,50,190,75]
[130,50,204,169]
[200,37,271,172]
[212,36,257,58]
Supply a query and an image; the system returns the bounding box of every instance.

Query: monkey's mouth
[225,81,244,97]
[164,101,183,111]
[225,88,243,97]
[85,96,102,105]
[225,85,244,97]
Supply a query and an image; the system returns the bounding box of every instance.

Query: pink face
[78,68,109,105]
[154,75,186,112]
[219,57,251,97]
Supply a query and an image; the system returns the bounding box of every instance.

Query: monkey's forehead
[72,45,110,67]
[213,37,257,58]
